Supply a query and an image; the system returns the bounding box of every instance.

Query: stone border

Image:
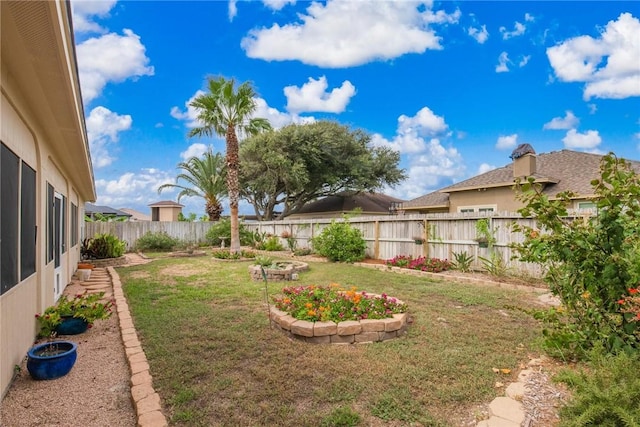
[269,304,409,344]
[108,266,168,427]
[87,256,128,268]
[248,261,309,281]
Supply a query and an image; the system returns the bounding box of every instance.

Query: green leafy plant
[312,218,367,263]
[254,256,274,267]
[452,251,474,272]
[82,233,126,259]
[555,347,640,426]
[35,291,114,337]
[205,218,253,247]
[262,235,284,251]
[135,231,180,251]
[479,252,508,277]
[273,284,407,323]
[212,249,241,260]
[475,218,496,247]
[280,229,298,251]
[293,248,312,256]
[512,152,640,358]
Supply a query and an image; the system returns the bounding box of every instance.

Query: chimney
[510,144,536,178]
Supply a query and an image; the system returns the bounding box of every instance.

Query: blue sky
[71,0,640,217]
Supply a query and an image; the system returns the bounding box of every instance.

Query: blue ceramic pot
[27,341,78,380]
[55,316,89,335]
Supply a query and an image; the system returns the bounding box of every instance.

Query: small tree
[513,153,640,358]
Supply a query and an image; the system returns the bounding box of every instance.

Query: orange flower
[307,310,316,317]
[305,302,313,309]
[283,298,291,304]
[629,288,639,295]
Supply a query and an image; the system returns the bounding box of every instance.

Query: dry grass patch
[118,258,543,426]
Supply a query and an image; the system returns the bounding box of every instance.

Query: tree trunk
[227,124,241,253]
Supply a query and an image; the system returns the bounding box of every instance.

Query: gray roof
[85,203,132,217]
[403,150,640,209]
[296,192,404,215]
[148,200,184,207]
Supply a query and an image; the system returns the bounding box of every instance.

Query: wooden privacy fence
[86,212,591,276]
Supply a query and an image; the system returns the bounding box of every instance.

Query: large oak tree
[239,121,406,220]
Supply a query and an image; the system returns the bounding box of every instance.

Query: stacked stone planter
[248,261,309,281]
[269,304,409,344]
[85,256,128,268]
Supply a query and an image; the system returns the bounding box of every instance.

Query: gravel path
[0,268,138,427]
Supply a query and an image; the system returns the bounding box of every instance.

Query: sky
[70,0,640,217]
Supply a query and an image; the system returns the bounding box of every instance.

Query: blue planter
[55,316,89,335]
[27,341,78,380]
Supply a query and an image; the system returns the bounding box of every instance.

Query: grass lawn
[118,257,543,426]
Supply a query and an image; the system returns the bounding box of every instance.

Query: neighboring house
[401,146,640,214]
[119,208,152,222]
[149,200,184,221]
[1,1,95,396]
[288,192,405,219]
[85,203,132,221]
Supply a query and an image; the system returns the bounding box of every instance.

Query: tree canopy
[188,76,271,252]
[158,149,227,221]
[239,121,406,220]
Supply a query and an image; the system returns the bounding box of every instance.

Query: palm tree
[188,77,271,253]
[158,149,227,221]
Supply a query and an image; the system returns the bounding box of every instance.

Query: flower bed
[386,255,452,273]
[269,284,409,344]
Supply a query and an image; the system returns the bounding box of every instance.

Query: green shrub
[293,248,312,256]
[452,251,473,272]
[312,218,366,263]
[205,218,253,247]
[82,233,126,259]
[513,153,640,358]
[211,249,241,260]
[254,256,273,267]
[556,348,640,426]
[135,231,179,251]
[262,235,284,251]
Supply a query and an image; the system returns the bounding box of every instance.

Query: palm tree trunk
[226,124,241,254]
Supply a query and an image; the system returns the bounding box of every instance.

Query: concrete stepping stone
[505,382,526,400]
[477,416,521,427]
[489,397,525,424]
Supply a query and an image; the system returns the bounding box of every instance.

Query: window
[47,183,54,263]
[62,195,67,253]
[71,203,78,247]
[457,205,497,213]
[21,162,36,280]
[577,201,597,210]
[1,143,19,293]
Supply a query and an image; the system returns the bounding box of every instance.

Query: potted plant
[35,292,114,337]
[412,236,424,245]
[475,218,496,248]
[26,340,78,380]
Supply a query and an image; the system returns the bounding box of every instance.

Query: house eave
[441,177,559,194]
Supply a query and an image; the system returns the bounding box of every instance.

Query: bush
[205,219,253,247]
[135,231,179,251]
[82,233,126,259]
[211,249,241,260]
[312,218,366,263]
[555,348,640,426]
[262,236,284,251]
[513,153,640,358]
[293,248,312,257]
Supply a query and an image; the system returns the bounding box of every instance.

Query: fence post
[423,219,429,258]
[374,220,380,259]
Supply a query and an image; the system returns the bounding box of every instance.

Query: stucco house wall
[1,0,95,397]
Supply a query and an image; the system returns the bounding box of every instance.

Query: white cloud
[500,20,526,39]
[478,163,496,174]
[468,25,489,44]
[543,111,580,130]
[496,134,518,150]
[371,107,448,154]
[180,143,209,161]
[390,140,466,200]
[71,0,117,33]
[284,76,356,113]
[85,106,132,168]
[519,55,531,67]
[562,129,602,149]
[496,51,510,73]
[76,29,154,103]
[263,0,296,10]
[241,1,460,67]
[95,168,175,208]
[228,0,237,21]
[588,103,598,114]
[170,90,206,128]
[525,13,535,23]
[546,13,640,100]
